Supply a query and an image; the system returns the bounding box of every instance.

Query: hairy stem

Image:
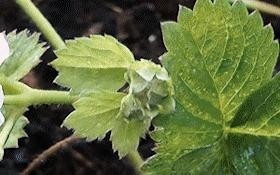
[4,89,78,106]
[229,0,280,16]
[0,76,31,94]
[15,0,65,49]
[0,116,16,157]
[127,151,145,175]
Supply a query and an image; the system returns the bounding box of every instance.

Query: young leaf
[4,116,28,148]
[58,34,175,157]
[144,0,279,174]
[0,107,28,160]
[111,115,151,158]
[63,91,148,157]
[63,92,125,140]
[0,30,46,80]
[53,35,134,94]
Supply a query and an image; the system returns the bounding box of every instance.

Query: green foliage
[122,59,175,120]
[111,113,151,158]
[64,91,125,140]
[53,35,134,94]
[0,30,46,80]
[112,60,174,157]
[226,75,280,174]
[0,107,27,160]
[64,91,151,157]
[59,35,175,157]
[0,30,45,160]
[4,115,28,148]
[143,0,279,174]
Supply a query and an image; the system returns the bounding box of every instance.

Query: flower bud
[119,59,175,121]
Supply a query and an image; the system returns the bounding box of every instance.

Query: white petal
[0,85,3,107]
[0,112,4,127]
[0,32,10,65]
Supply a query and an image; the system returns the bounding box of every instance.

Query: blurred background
[0,0,279,174]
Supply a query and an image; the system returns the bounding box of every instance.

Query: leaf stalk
[127,151,145,175]
[0,116,16,157]
[4,89,78,106]
[229,0,280,17]
[15,0,65,49]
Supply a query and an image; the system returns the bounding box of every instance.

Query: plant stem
[0,75,31,94]
[127,151,145,175]
[15,0,65,50]
[4,89,78,106]
[229,0,280,17]
[0,116,15,157]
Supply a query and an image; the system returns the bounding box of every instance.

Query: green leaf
[144,0,279,174]
[4,115,28,148]
[53,35,134,94]
[0,107,28,160]
[0,30,43,159]
[0,30,47,80]
[226,75,280,174]
[111,115,151,158]
[63,91,125,139]
[144,104,223,174]
[59,37,175,158]
[64,91,149,157]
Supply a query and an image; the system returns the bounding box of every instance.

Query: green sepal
[122,59,175,120]
[0,30,47,80]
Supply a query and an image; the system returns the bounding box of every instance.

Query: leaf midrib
[186,12,227,129]
[226,127,280,138]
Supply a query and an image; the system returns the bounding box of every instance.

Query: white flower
[0,85,4,126]
[0,32,10,65]
[0,32,9,126]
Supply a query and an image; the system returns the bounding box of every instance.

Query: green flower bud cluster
[119,59,175,121]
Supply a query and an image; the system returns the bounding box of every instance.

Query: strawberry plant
[0,0,279,174]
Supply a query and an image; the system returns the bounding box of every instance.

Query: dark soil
[0,0,279,175]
